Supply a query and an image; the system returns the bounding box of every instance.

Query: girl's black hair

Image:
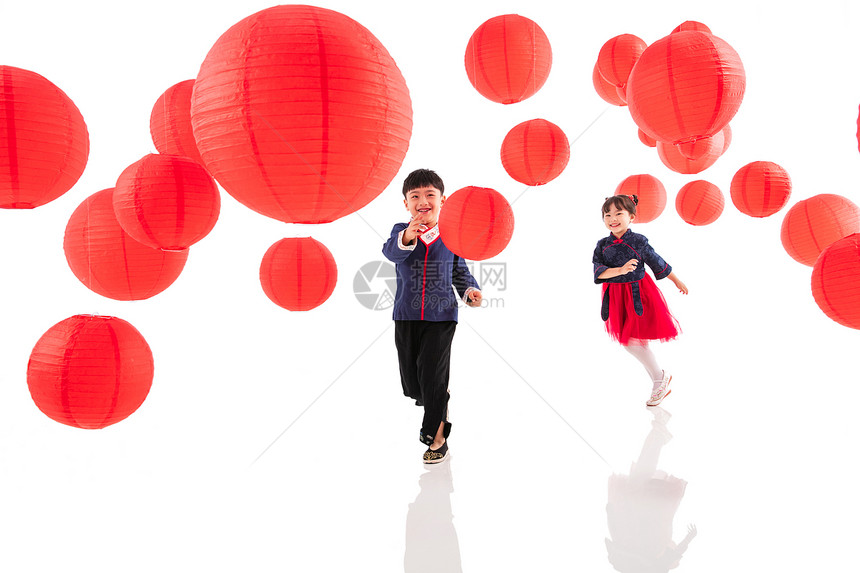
[402,168,444,197]
[602,194,638,216]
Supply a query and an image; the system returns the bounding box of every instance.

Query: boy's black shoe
[423,441,448,464]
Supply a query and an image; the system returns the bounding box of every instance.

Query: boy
[382,169,482,464]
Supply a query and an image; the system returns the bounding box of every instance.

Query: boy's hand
[466,289,482,307]
[402,215,429,245]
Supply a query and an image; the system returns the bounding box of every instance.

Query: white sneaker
[647,373,672,407]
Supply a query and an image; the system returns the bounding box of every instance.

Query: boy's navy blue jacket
[383,222,480,322]
[592,229,672,320]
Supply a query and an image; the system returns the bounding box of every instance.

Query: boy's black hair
[402,168,444,197]
[602,194,638,216]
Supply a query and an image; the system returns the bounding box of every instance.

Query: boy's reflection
[405,459,462,572]
[606,407,697,572]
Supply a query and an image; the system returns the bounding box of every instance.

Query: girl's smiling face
[404,185,445,227]
[603,206,635,237]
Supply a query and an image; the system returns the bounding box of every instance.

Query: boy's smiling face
[404,185,445,227]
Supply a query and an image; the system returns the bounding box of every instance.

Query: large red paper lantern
[150,80,203,165]
[730,161,792,218]
[27,315,153,429]
[64,189,188,300]
[260,237,337,311]
[596,34,647,89]
[113,154,220,251]
[0,66,89,208]
[780,194,860,266]
[464,14,552,104]
[675,180,724,226]
[593,63,626,106]
[812,233,860,329]
[191,5,412,224]
[500,119,569,186]
[627,31,745,146]
[615,175,666,224]
[438,186,515,261]
[656,125,730,174]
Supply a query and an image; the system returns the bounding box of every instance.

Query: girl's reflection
[606,407,697,572]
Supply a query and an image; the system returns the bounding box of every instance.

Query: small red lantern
[260,237,337,311]
[150,80,203,165]
[781,194,860,266]
[64,189,188,300]
[812,233,860,329]
[627,31,745,146]
[675,180,724,226]
[465,14,552,104]
[672,21,712,34]
[637,129,656,147]
[730,161,792,218]
[615,175,666,224]
[191,5,412,224]
[596,34,647,89]
[500,119,570,186]
[438,186,515,261]
[656,125,730,174]
[0,66,89,208]
[27,315,153,429]
[113,154,221,251]
[593,63,626,106]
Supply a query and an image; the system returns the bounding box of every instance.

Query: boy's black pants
[395,320,456,446]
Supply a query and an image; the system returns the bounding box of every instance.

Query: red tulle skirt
[603,273,680,346]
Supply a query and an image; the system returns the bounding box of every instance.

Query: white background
[0,0,858,571]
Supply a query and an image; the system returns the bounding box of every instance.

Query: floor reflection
[404,458,462,572]
[605,406,697,572]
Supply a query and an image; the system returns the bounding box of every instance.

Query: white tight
[623,341,663,382]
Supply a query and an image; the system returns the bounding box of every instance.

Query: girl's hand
[673,278,688,295]
[466,289,482,307]
[620,259,638,274]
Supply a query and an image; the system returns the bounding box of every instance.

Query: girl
[592,195,688,406]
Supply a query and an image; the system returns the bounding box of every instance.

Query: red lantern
[656,125,730,174]
[150,80,203,165]
[113,154,220,251]
[672,21,712,34]
[780,194,860,266]
[627,31,745,146]
[730,161,792,218]
[812,233,860,329]
[27,315,153,429]
[500,119,570,186]
[637,129,656,147]
[64,189,188,300]
[615,175,666,224]
[593,63,626,106]
[260,237,338,311]
[438,186,515,261]
[0,66,89,208]
[596,34,647,89]
[464,14,552,104]
[191,5,412,224]
[675,180,724,226]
